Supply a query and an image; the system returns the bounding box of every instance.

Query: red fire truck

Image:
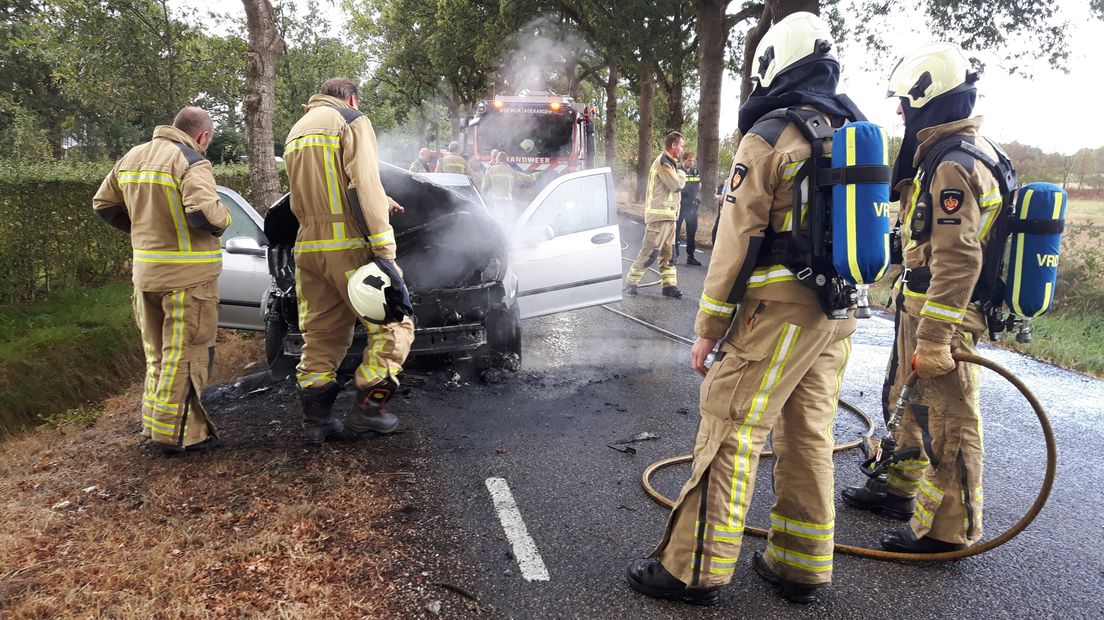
[461,91,597,177]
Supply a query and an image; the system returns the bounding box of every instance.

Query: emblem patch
[940,189,965,214]
[729,164,748,191]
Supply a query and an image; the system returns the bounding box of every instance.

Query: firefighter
[408,147,433,173]
[92,107,230,455]
[626,12,866,605]
[674,150,702,266]
[625,131,687,298]
[482,151,538,210]
[842,43,994,554]
[284,77,415,445]
[438,141,475,179]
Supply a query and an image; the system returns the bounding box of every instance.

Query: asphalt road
[358,216,1103,618]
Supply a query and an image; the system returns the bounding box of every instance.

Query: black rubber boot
[345,379,400,437]
[686,256,702,266]
[625,559,719,606]
[881,529,965,554]
[842,477,914,520]
[662,285,683,298]
[625,283,639,296]
[751,551,824,604]
[160,435,223,456]
[300,382,344,445]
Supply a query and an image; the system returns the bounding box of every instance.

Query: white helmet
[888,42,978,109]
[348,259,409,324]
[751,11,835,90]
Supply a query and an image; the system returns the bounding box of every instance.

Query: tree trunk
[446,95,461,143]
[242,0,284,213]
[695,0,728,209]
[634,65,654,202]
[604,60,618,168]
[665,67,685,133]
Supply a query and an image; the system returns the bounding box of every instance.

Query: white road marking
[485,477,550,582]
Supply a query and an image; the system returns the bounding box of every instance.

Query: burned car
[216,163,623,376]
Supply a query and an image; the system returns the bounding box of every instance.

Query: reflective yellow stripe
[844,126,863,283]
[770,513,834,541]
[919,479,945,503]
[782,160,804,180]
[133,249,222,263]
[157,291,186,407]
[920,300,967,323]
[892,459,928,472]
[165,185,192,252]
[294,238,370,253]
[325,144,343,216]
[767,542,832,572]
[143,397,177,416]
[747,265,797,288]
[1030,190,1064,317]
[728,324,800,528]
[367,227,395,248]
[117,170,180,188]
[699,294,736,317]
[979,188,1001,207]
[708,555,738,574]
[297,371,336,388]
[284,134,340,154]
[1010,188,1034,317]
[915,500,935,527]
[685,175,700,182]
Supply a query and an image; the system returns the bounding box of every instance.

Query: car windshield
[474,111,575,158]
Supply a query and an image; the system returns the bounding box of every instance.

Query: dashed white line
[484,477,550,582]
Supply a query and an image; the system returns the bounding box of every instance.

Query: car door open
[510,167,623,319]
[216,187,271,331]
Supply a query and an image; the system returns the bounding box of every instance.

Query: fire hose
[608,303,1058,562]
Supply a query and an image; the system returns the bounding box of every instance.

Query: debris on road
[613,431,659,444]
[607,444,636,455]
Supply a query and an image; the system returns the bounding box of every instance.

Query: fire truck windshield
[475,111,575,159]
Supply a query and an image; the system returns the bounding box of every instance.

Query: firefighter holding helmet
[284,77,414,445]
[624,131,687,298]
[842,43,1001,555]
[627,12,868,605]
[92,106,230,455]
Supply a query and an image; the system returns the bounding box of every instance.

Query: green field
[1068,198,1104,226]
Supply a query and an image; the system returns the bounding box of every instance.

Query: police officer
[284,77,415,445]
[92,107,230,455]
[438,141,475,179]
[482,151,538,209]
[842,43,996,554]
[626,12,866,605]
[625,131,687,298]
[408,147,433,173]
[675,151,702,265]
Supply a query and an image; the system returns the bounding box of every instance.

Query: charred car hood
[264,162,510,290]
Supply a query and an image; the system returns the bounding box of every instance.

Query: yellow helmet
[888,42,978,109]
[751,11,835,90]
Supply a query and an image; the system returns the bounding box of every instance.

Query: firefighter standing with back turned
[438,141,475,180]
[842,43,997,554]
[627,12,868,605]
[284,77,414,445]
[92,107,230,455]
[625,132,687,298]
[483,151,539,211]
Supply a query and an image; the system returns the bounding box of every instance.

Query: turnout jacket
[644,152,687,223]
[438,153,474,177]
[285,95,396,260]
[92,125,230,292]
[482,163,538,200]
[695,106,831,341]
[898,116,999,343]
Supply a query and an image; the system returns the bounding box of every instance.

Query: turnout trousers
[652,301,854,587]
[883,308,985,545]
[294,246,414,391]
[627,220,677,287]
[133,279,219,449]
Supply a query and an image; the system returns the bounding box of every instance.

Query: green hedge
[0,161,284,302]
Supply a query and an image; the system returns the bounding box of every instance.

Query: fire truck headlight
[549,102,562,111]
[493,100,504,110]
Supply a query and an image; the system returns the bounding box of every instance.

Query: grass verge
[0,282,143,435]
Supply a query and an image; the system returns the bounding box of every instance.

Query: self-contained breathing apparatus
[747,107,893,319]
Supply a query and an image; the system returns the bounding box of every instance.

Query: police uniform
[675,164,701,259]
[626,153,686,289]
[92,125,230,451]
[881,116,998,546]
[284,95,414,407]
[650,107,855,590]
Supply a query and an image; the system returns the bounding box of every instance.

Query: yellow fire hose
[639,352,1058,561]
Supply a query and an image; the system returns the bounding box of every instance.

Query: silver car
[216,164,623,371]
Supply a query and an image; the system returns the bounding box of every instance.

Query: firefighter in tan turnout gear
[92,107,230,455]
[438,141,475,179]
[284,77,414,445]
[627,13,869,605]
[482,151,538,209]
[625,131,687,298]
[843,43,996,554]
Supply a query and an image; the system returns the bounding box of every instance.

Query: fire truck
[461,91,597,177]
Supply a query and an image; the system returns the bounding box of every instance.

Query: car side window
[522,174,608,238]
[217,193,266,247]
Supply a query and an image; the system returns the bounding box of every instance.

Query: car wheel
[477,305,522,371]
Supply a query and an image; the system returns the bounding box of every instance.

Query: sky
[185,0,1101,155]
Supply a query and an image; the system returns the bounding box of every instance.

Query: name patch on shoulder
[725,195,736,203]
[937,217,961,225]
[940,189,965,214]
[729,164,748,191]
